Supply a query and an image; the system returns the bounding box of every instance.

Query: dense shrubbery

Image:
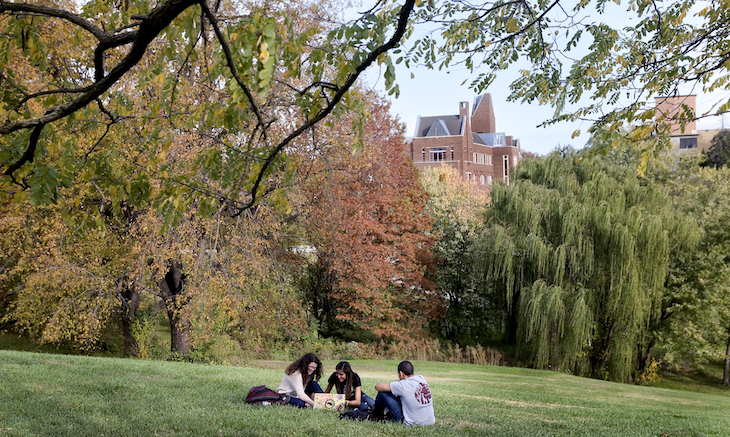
[169,335,505,367]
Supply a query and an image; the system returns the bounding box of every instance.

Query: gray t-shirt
[389,374,435,426]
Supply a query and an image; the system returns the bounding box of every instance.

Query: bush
[635,358,662,385]
[130,310,168,360]
[186,334,248,365]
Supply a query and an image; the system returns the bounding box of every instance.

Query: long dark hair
[286,353,322,385]
[335,361,354,399]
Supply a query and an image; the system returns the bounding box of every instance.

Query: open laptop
[313,393,346,411]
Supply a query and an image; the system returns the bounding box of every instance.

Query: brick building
[654,95,728,154]
[655,95,700,151]
[408,94,521,185]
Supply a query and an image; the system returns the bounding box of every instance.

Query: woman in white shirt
[277,352,323,407]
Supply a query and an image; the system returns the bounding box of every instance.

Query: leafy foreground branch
[0,0,415,215]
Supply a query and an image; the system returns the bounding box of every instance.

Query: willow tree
[473,149,698,381]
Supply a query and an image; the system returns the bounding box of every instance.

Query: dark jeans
[359,392,376,410]
[373,391,403,422]
[288,381,323,408]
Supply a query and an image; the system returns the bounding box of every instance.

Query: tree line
[2,0,730,386]
[428,146,730,385]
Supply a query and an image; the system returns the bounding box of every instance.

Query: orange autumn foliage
[295,92,443,341]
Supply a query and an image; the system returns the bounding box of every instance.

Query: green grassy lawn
[1,350,728,436]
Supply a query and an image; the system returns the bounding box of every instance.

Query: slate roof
[472,95,484,115]
[415,115,463,137]
[472,133,487,145]
[413,94,517,147]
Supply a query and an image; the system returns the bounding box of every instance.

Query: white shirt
[390,375,435,426]
[277,370,313,405]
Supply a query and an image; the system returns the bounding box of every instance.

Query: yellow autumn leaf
[258,42,269,62]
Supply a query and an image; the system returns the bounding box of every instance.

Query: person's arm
[324,383,333,393]
[375,382,391,393]
[292,372,316,407]
[349,386,362,407]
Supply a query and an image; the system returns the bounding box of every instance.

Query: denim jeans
[373,391,403,422]
[359,392,376,410]
[288,380,323,408]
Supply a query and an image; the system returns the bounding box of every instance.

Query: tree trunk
[157,260,191,354]
[590,322,615,377]
[722,330,730,387]
[117,274,141,356]
[505,286,520,345]
[636,338,657,372]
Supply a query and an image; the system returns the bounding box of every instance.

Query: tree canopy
[419,165,493,345]
[6,0,730,203]
[5,0,730,209]
[704,130,730,168]
[0,0,414,215]
[472,149,699,381]
[652,155,730,385]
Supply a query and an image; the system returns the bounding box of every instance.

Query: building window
[679,137,697,149]
[430,147,447,161]
[466,172,471,181]
[422,148,425,162]
[451,147,454,160]
[488,175,493,185]
[503,155,509,184]
[486,154,492,165]
[480,175,485,185]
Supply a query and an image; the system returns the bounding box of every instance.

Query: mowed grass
[1,350,728,436]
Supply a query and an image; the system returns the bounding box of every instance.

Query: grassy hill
[1,350,728,436]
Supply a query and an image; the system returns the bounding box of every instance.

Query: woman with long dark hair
[278,352,324,408]
[324,361,375,410]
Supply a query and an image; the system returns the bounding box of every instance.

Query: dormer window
[426,120,450,137]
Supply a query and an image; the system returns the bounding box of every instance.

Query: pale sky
[369,66,590,156]
[366,63,730,157]
[362,6,730,156]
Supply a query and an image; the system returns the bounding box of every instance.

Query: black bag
[245,385,289,405]
[339,409,377,422]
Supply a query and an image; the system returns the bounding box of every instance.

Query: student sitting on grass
[324,361,375,411]
[278,352,324,408]
[373,360,435,426]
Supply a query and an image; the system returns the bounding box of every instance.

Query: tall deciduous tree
[0,0,413,354]
[473,149,698,381]
[703,130,730,169]
[296,92,441,341]
[419,165,493,345]
[133,204,306,355]
[653,156,730,386]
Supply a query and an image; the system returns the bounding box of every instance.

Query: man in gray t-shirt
[373,360,435,426]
